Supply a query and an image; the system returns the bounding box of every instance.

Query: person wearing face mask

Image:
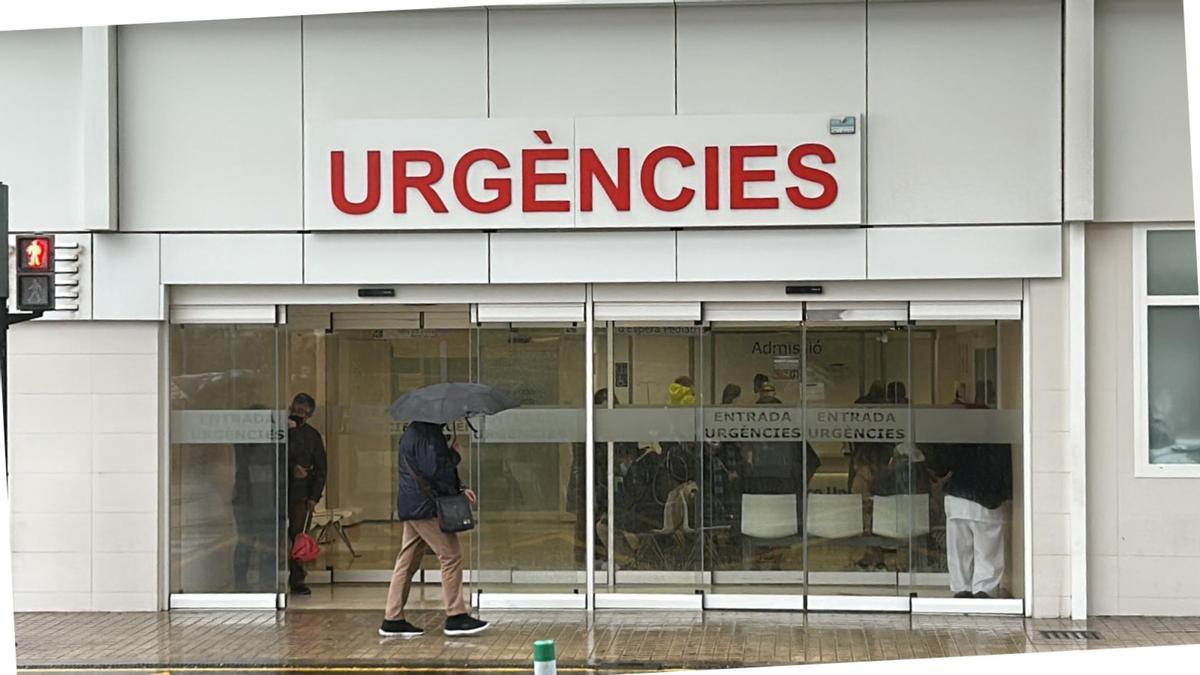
[286,392,327,596]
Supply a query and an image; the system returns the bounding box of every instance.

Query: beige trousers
[384,518,468,619]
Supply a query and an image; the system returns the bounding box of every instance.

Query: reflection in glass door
[594,325,705,601]
[706,325,807,600]
[265,305,1024,612]
[168,323,285,608]
[285,319,475,588]
[472,323,587,603]
[804,324,912,604]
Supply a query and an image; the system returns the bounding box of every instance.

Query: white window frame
[1133,223,1200,478]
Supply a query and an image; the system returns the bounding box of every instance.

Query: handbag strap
[401,453,439,501]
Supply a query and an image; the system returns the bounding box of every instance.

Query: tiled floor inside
[16,608,1200,671]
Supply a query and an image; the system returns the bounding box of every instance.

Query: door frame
[162,285,1029,616]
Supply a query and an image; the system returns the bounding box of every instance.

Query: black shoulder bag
[401,454,476,533]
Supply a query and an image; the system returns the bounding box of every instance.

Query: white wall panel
[867,0,1062,224]
[677,228,866,282]
[490,231,675,283]
[867,225,1062,280]
[488,7,674,116]
[118,18,302,231]
[305,232,488,284]
[1095,0,1193,221]
[303,10,486,121]
[162,234,302,284]
[8,322,161,611]
[93,234,162,320]
[676,2,864,114]
[0,28,82,231]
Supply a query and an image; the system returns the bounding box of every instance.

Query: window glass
[1147,230,1198,296]
[474,325,588,590]
[1147,306,1200,464]
[169,324,283,595]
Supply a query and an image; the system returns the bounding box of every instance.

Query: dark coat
[942,443,1013,510]
[396,421,464,521]
[287,423,327,504]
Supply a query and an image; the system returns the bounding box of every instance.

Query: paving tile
[14,610,1200,669]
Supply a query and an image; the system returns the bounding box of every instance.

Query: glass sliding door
[803,324,913,606]
[472,322,587,606]
[910,321,1023,608]
[594,325,705,604]
[168,323,285,608]
[301,326,474,584]
[706,325,806,604]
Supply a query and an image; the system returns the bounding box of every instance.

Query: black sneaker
[290,584,312,596]
[379,619,424,638]
[444,613,490,636]
[954,591,973,599]
[974,591,991,599]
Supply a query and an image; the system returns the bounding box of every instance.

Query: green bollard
[533,639,557,675]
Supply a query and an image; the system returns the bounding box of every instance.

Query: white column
[584,285,595,610]
[1183,3,1200,318]
[1068,222,1088,620]
[81,26,118,231]
[1064,0,1095,223]
[1064,0,1094,622]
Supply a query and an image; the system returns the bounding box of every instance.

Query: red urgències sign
[305,114,862,230]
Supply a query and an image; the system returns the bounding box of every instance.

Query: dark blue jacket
[396,421,463,521]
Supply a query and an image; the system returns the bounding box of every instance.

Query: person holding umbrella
[379,383,517,639]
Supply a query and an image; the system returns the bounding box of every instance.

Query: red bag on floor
[291,509,321,562]
[291,532,320,562]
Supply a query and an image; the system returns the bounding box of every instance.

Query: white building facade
[0,0,1195,619]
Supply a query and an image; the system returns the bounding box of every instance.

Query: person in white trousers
[944,494,1008,598]
[931,404,1014,600]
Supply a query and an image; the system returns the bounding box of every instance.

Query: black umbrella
[388,382,519,424]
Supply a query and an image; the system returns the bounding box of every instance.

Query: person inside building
[928,398,1014,599]
[380,421,489,638]
[753,373,770,397]
[848,382,893,569]
[568,389,638,566]
[232,404,277,591]
[286,393,327,596]
[739,385,821,556]
[713,383,745,519]
[668,375,698,406]
[756,382,783,405]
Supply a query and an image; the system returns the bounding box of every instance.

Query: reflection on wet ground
[18,609,1200,672]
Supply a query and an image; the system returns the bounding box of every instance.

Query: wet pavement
[15,610,1200,671]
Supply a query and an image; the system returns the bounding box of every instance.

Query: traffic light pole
[0,183,7,481]
[0,182,16,669]
[0,184,45,479]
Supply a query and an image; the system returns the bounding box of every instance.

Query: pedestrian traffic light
[15,234,55,312]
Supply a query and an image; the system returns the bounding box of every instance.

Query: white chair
[806,493,865,539]
[870,493,931,539]
[741,494,799,539]
[309,498,362,558]
[740,494,800,567]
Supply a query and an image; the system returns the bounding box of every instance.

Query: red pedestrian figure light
[23,237,50,271]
